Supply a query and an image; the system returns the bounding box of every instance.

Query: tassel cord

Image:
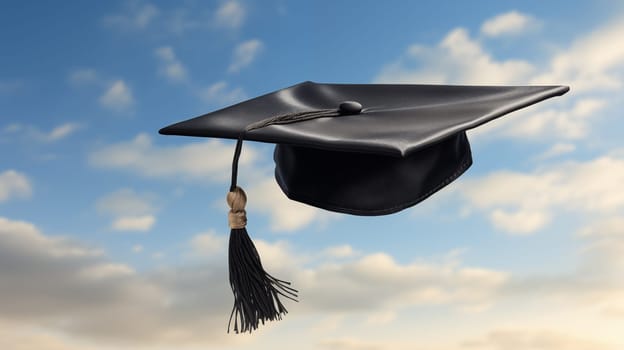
[230,108,339,192]
[230,136,244,192]
[227,108,345,333]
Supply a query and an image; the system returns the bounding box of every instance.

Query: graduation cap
[159,81,569,333]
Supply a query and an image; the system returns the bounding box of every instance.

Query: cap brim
[160,82,569,157]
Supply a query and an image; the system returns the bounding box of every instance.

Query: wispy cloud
[199,81,246,105]
[375,27,534,84]
[165,8,208,34]
[535,142,576,160]
[214,0,246,29]
[99,80,134,112]
[68,69,135,113]
[460,154,624,234]
[68,68,99,86]
[532,16,624,92]
[462,329,617,350]
[246,177,337,232]
[2,215,507,343]
[155,46,188,83]
[228,39,263,72]
[481,11,538,37]
[322,244,358,259]
[97,188,157,217]
[96,188,158,232]
[46,123,81,141]
[103,1,247,35]
[3,211,624,348]
[189,230,226,256]
[102,1,159,31]
[89,133,256,182]
[1,122,81,143]
[493,98,607,141]
[0,170,32,203]
[579,216,624,237]
[111,215,155,232]
[89,133,334,232]
[376,13,624,146]
[0,79,25,95]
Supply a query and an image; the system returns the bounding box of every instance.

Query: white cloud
[132,244,144,253]
[102,2,160,30]
[579,217,624,237]
[297,252,507,313]
[573,217,624,284]
[365,310,397,325]
[373,15,624,145]
[89,133,256,182]
[0,216,231,344]
[79,263,135,280]
[111,215,155,232]
[99,80,134,112]
[375,28,534,84]
[481,11,537,37]
[0,79,24,95]
[103,1,250,35]
[246,177,336,232]
[199,81,246,105]
[67,69,135,114]
[190,230,226,256]
[1,122,81,143]
[462,329,617,350]
[46,123,81,141]
[5,214,624,349]
[318,337,382,350]
[2,123,22,134]
[495,97,607,141]
[0,322,105,350]
[535,142,576,160]
[323,244,358,259]
[0,215,509,346]
[228,39,263,72]
[97,188,158,232]
[97,188,157,217]
[91,134,332,232]
[0,217,102,260]
[91,134,334,233]
[460,155,624,234]
[489,209,550,235]
[155,46,188,83]
[532,17,624,92]
[214,1,245,29]
[0,170,32,203]
[68,68,99,85]
[166,8,208,34]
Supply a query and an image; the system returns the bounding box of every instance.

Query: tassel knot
[227,187,247,229]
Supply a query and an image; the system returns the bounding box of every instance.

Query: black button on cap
[338,101,362,115]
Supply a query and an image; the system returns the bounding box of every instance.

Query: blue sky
[2,1,624,349]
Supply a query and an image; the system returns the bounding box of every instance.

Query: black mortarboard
[159,81,569,333]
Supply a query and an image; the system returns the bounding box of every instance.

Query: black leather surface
[160,81,569,215]
[274,132,472,215]
[160,81,569,157]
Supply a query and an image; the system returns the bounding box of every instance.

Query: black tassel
[227,186,298,333]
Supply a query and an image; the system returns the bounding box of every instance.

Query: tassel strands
[225,107,347,334]
[226,187,298,333]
